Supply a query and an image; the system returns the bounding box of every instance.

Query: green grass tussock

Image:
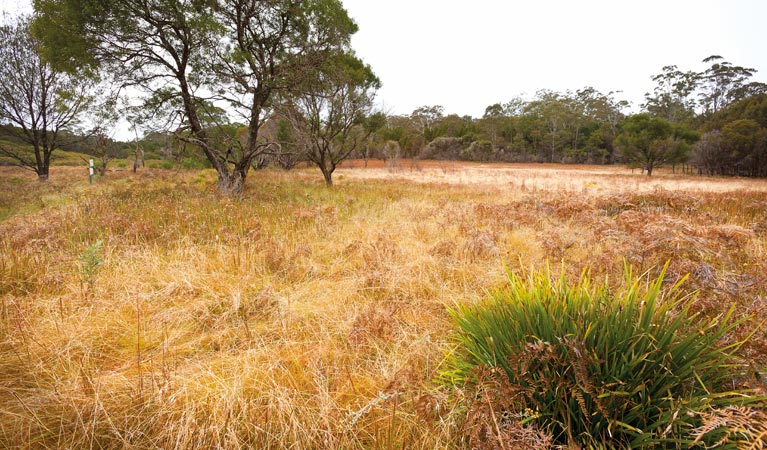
[442,264,766,449]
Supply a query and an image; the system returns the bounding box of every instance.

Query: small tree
[283,53,381,186]
[85,131,114,176]
[0,14,92,181]
[699,55,766,117]
[616,114,698,176]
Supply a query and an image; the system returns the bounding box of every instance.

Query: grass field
[1,162,766,449]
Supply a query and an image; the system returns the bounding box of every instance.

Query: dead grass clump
[192,287,278,334]
[709,223,755,246]
[353,235,400,283]
[752,220,767,237]
[365,235,399,263]
[692,406,767,448]
[615,211,718,267]
[461,230,499,261]
[259,237,287,274]
[0,244,56,296]
[538,227,578,259]
[684,262,757,299]
[472,203,519,228]
[429,239,456,258]
[549,197,595,220]
[362,269,387,290]
[348,302,399,343]
[594,193,637,216]
[615,208,647,231]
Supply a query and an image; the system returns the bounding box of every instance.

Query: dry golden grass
[338,159,767,195]
[1,163,766,449]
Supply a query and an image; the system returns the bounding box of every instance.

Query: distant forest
[363,56,767,177]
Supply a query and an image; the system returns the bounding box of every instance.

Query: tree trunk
[38,148,51,181]
[321,168,333,186]
[217,170,246,195]
[646,165,653,176]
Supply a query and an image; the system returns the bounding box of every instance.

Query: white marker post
[89,159,94,184]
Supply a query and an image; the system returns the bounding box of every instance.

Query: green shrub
[181,157,210,169]
[442,264,765,449]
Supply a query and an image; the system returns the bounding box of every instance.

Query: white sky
[3,0,767,120]
[341,0,767,116]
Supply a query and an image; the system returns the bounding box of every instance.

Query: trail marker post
[89,159,94,184]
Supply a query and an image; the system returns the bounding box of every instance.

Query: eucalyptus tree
[208,0,359,192]
[698,55,767,117]
[0,14,93,181]
[481,103,505,149]
[616,114,699,176]
[643,65,699,124]
[33,0,358,194]
[410,105,444,146]
[692,130,723,175]
[720,119,767,177]
[524,90,576,163]
[281,53,381,186]
[576,87,628,162]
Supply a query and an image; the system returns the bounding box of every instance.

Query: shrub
[419,136,464,160]
[441,264,765,449]
[460,140,494,161]
[181,157,210,169]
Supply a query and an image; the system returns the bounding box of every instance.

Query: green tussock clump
[442,264,766,449]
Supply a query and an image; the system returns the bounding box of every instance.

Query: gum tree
[0,14,93,181]
[616,113,699,176]
[698,55,767,117]
[643,65,700,125]
[282,53,382,186]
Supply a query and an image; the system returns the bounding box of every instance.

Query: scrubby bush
[419,136,465,160]
[460,140,494,161]
[442,265,765,449]
[181,157,210,169]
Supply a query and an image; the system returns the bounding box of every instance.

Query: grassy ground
[1,163,766,449]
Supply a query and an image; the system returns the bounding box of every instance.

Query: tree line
[365,56,766,177]
[1,2,766,192]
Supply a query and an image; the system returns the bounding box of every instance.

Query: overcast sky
[340,0,767,116]
[3,0,766,119]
